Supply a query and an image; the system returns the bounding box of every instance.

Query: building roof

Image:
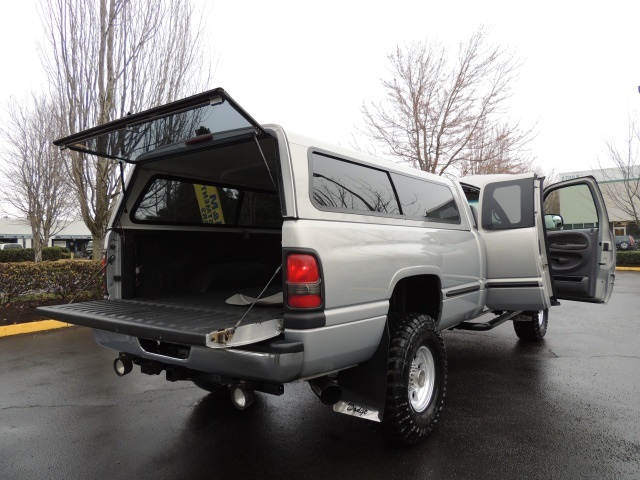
[0,218,91,239]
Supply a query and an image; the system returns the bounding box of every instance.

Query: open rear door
[462,173,553,311]
[542,176,615,303]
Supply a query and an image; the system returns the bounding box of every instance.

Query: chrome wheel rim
[409,345,436,412]
[536,310,546,326]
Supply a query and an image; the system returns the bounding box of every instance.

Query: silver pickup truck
[39,88,615,445]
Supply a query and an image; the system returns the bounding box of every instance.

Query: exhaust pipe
[113,355,133,377]
[309,376,342,406]
[230,384,256,410]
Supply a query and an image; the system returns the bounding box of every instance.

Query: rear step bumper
[94,329,304,383]
[37,297,302,382]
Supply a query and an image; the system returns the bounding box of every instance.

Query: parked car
[615,235,636,250]
[0,243,24,250]
[86,241,93,259]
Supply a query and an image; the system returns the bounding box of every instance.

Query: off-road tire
[382,313,447,445]
[513,309,548,342]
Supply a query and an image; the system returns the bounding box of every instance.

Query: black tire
[619,242,629,250]
[382,313,447,445]
[513,309,548,341]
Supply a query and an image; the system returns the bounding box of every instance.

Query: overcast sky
[1,0,639,177]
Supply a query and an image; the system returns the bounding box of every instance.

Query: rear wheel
[513,309,548,341]
[382,313,447,445]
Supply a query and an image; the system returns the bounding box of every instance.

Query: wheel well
[388,275,441,321]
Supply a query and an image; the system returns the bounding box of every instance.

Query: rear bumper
[93,329,304,383]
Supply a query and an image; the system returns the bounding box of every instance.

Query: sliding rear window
[132,177,281,227]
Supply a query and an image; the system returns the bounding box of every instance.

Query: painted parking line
[0,320,73,338]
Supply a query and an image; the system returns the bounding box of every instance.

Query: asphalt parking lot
[1,272,639,480]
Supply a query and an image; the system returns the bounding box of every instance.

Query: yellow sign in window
[194,184,225,224]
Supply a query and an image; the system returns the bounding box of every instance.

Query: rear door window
[481,178,534,230]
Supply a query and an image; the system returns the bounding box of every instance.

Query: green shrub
[40,260,104,301]
[0,248,31,263]
[617,250,640,266]
[0,262,46,305]
[0,260,103,305]
[0,246,72,263]
[41,247,65,261]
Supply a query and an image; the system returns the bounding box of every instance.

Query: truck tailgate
[37,293,284,347]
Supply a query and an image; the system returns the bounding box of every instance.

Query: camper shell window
[132,176,281,228]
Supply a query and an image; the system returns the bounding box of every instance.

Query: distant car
[86,241,93,259]
[0,243,24,250]
[615,235,636,251]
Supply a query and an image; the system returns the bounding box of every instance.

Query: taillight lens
[287,254,319,283]
[286,254,322,308]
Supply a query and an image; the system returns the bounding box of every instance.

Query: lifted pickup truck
[39,88,615,444]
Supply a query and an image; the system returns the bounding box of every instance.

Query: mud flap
[333,324,389,422]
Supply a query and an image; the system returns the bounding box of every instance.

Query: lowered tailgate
[37,293,284,348]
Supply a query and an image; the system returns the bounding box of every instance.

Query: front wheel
[513,309,548,341]
[382,313,447,445]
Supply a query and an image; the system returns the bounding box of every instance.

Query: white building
[560,167,640,237]
[0,218,92,254]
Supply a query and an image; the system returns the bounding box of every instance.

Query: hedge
[0,247,71,263]
[0,260,103,306]
[617,250,640,266]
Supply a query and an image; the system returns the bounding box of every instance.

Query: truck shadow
[141,330,622,480]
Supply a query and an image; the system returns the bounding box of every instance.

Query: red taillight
[286,254,322,308]
[287,254,319,283]
[288,294,322,308]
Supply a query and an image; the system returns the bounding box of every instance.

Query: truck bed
[37,287,284,347]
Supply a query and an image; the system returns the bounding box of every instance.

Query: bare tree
[0,95,75,262]
[598,113,640,226]
[39,0,212,251]
[456,121,535,176]
[360,27,534,177]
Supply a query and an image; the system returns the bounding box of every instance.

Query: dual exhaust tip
[113,355,257,410]
[114,356,342,409]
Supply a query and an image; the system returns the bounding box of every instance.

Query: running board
[454,310,523,332]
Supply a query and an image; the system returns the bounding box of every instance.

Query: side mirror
[544,214,563,230]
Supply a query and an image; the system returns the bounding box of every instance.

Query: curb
[1,266,638,338]
[0,320,73,339]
